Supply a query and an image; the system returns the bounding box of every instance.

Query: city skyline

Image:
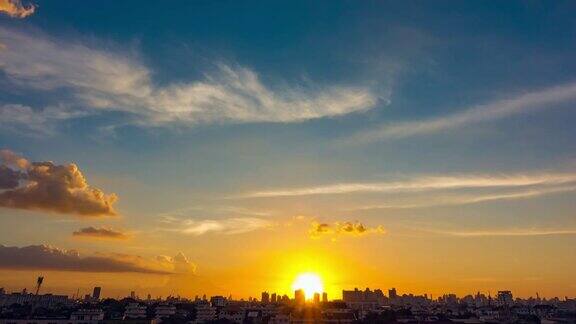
[1,0,576,304]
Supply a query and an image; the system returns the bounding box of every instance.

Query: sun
[291,272,324,299]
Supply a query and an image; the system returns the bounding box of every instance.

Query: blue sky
[1,0,576,298]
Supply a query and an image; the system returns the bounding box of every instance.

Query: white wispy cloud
[161,216,273,236]
[240,172,576,198]
[0,27,379,132]
[434,228,576,237]
[352,185,576,210]
[347,81,576,143]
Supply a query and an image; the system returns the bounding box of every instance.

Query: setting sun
[291,272,324,299]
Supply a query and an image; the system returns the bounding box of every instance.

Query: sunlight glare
[291,272,323,299]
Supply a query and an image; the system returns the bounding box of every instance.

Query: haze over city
[1,0,575,313]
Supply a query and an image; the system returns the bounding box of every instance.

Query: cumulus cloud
[240,172,576,198]
[0,244,187,274]
[0,149,117,217]
[72,227,129,240]
[309,221,385,239]
[161,216,273,236]
[0,0,35,18]
[156,252,196,274]
[347,81,576,143]
[0,27,379,132]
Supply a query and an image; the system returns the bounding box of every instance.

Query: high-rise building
[294,289,305,305]
[322,292,328,303]
[389,288,397,299]
[92,287,101,300]
[261,291,270,303]
[313,292,320,304]
[271,293,277,303]
[130,291,136,299]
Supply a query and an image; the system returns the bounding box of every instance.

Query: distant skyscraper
[130,291,136,299]
[389,288,397,299]
[92,287,101,300]
[322,292,328,303]
[261,291,270,303]
[271,293,277,303]
[294,289,305,305]
[313,292,320,304]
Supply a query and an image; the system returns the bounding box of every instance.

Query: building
[92,287,101,300]
[261,291,270,303]
[210,295,227,307]
[388,288,397,299]
[342,288,384,310]
[124,303,147,319]
[194,301,216,323]
[154,304,176,319]
[322,292,328,303]
[271,293,277,303]
[294,289,305,305]
[130,291,136,299]
[70,309,105,322]
[313,292,320,304]
[497,291,513,306]
[0,292,71,308]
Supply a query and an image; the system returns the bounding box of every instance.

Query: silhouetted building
[271,293,277,303]
[261,291,270,303]
[498,290,513,306]
[389,288,397,299]
[92,287,101,300]
[313,292,320,304]
[294,289,305,305]
[322,292,328,303]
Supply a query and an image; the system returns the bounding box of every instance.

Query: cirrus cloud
[0,27,380,133]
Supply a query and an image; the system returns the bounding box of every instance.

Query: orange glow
[292,272,323,299]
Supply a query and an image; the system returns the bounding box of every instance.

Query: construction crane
[35,276,43,295]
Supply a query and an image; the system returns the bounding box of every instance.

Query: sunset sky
[1,0,575,300]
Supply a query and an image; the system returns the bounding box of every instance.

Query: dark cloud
[72,227,128,240]
[0,165,22,189]
[0,0,35,18]
[0,149,117,217]
[309,221,385,239]
[0,244,174,274]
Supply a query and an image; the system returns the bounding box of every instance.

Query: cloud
[0,0,35,18]
[431,228,576,237]
[0,104,88,137]
[347,81,576,143]
[0,149,117,217]
[352,185,576,210]
[156,252,196,274]
[161,216,273,236]
[0,244,190,274]
[0,165,22,189]
[241,172,576,198]
[309,221,385,239]
[0,27,379,132]
[72,227,129,240]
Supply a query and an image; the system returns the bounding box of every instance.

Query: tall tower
[35,277,44,295]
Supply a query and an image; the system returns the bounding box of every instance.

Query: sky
[0,0,575,300]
